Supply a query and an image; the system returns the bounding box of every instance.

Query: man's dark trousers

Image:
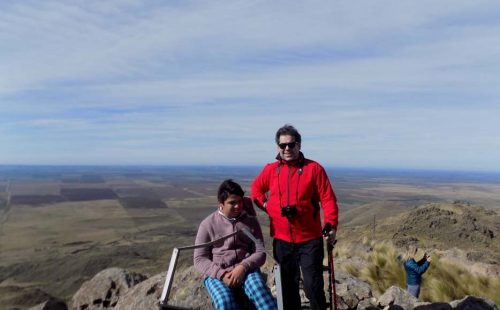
[273,237,326,310]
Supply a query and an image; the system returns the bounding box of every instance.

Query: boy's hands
[222,265,246,287]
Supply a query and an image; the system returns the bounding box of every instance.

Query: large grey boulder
[356,297,379,310]
[334,271,373,310]
[71,267,147,309]
[450,296,498,310]
[378,286,418,310]
[116,267,212,310]
[114,273,165,310]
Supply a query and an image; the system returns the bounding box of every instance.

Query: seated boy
[193,179,277,310]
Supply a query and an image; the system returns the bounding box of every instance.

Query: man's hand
[254,199,267,213]
[222,265,246,287]
[325,229,337,246]
[322,223,337,246]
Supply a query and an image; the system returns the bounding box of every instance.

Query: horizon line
[1,163,499,175]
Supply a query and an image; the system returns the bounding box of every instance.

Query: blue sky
[1,1,499,171]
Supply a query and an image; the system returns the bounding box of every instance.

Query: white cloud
[1,0,499,170]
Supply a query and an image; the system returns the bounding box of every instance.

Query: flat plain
[0,165,499,309]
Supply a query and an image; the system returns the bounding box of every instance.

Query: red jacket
[251,153,338,243]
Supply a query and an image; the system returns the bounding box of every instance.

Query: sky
[1,0,499,171]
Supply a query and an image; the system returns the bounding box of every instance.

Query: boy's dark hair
[275,124,302,144]
[217,179,245,203]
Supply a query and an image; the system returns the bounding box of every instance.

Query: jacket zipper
[232,221,238,263]
[287,166,295,243]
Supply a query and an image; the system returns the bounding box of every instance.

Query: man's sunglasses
[278,142,298,149]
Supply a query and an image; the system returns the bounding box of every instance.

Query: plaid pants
[204,269,277,310]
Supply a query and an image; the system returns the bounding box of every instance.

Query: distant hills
[341,201,499,265]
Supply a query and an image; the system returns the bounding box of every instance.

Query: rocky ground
[392,202,498,259]
[30,266,497,310]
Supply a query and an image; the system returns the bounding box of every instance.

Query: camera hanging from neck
[277,163,303,244]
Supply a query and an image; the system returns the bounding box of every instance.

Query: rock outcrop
[114,267,212,310]
[114,273,165,309]
[71,267,147,309]
[377,286,418,309]
[392,203,499,264]
[36,267,497,310]
[334,271,373,309]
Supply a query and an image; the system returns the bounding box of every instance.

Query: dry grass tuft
[358,241,405,295]
[422,259,500,305]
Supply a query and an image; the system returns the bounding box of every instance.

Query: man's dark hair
[275,124,302,144]
[217,179,245,203]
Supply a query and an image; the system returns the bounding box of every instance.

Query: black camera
[281,205,297,219]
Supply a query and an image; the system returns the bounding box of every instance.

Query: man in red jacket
[251,124,338,310]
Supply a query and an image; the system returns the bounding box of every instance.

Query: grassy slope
[341,240,500,305]
[338,201,499,306]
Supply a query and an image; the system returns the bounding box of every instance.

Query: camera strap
[276,163,304,244]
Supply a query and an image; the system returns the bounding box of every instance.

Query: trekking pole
[327,241,338,310]
[323,224,338,310]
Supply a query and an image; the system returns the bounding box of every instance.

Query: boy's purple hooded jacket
[193,208,266,280]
